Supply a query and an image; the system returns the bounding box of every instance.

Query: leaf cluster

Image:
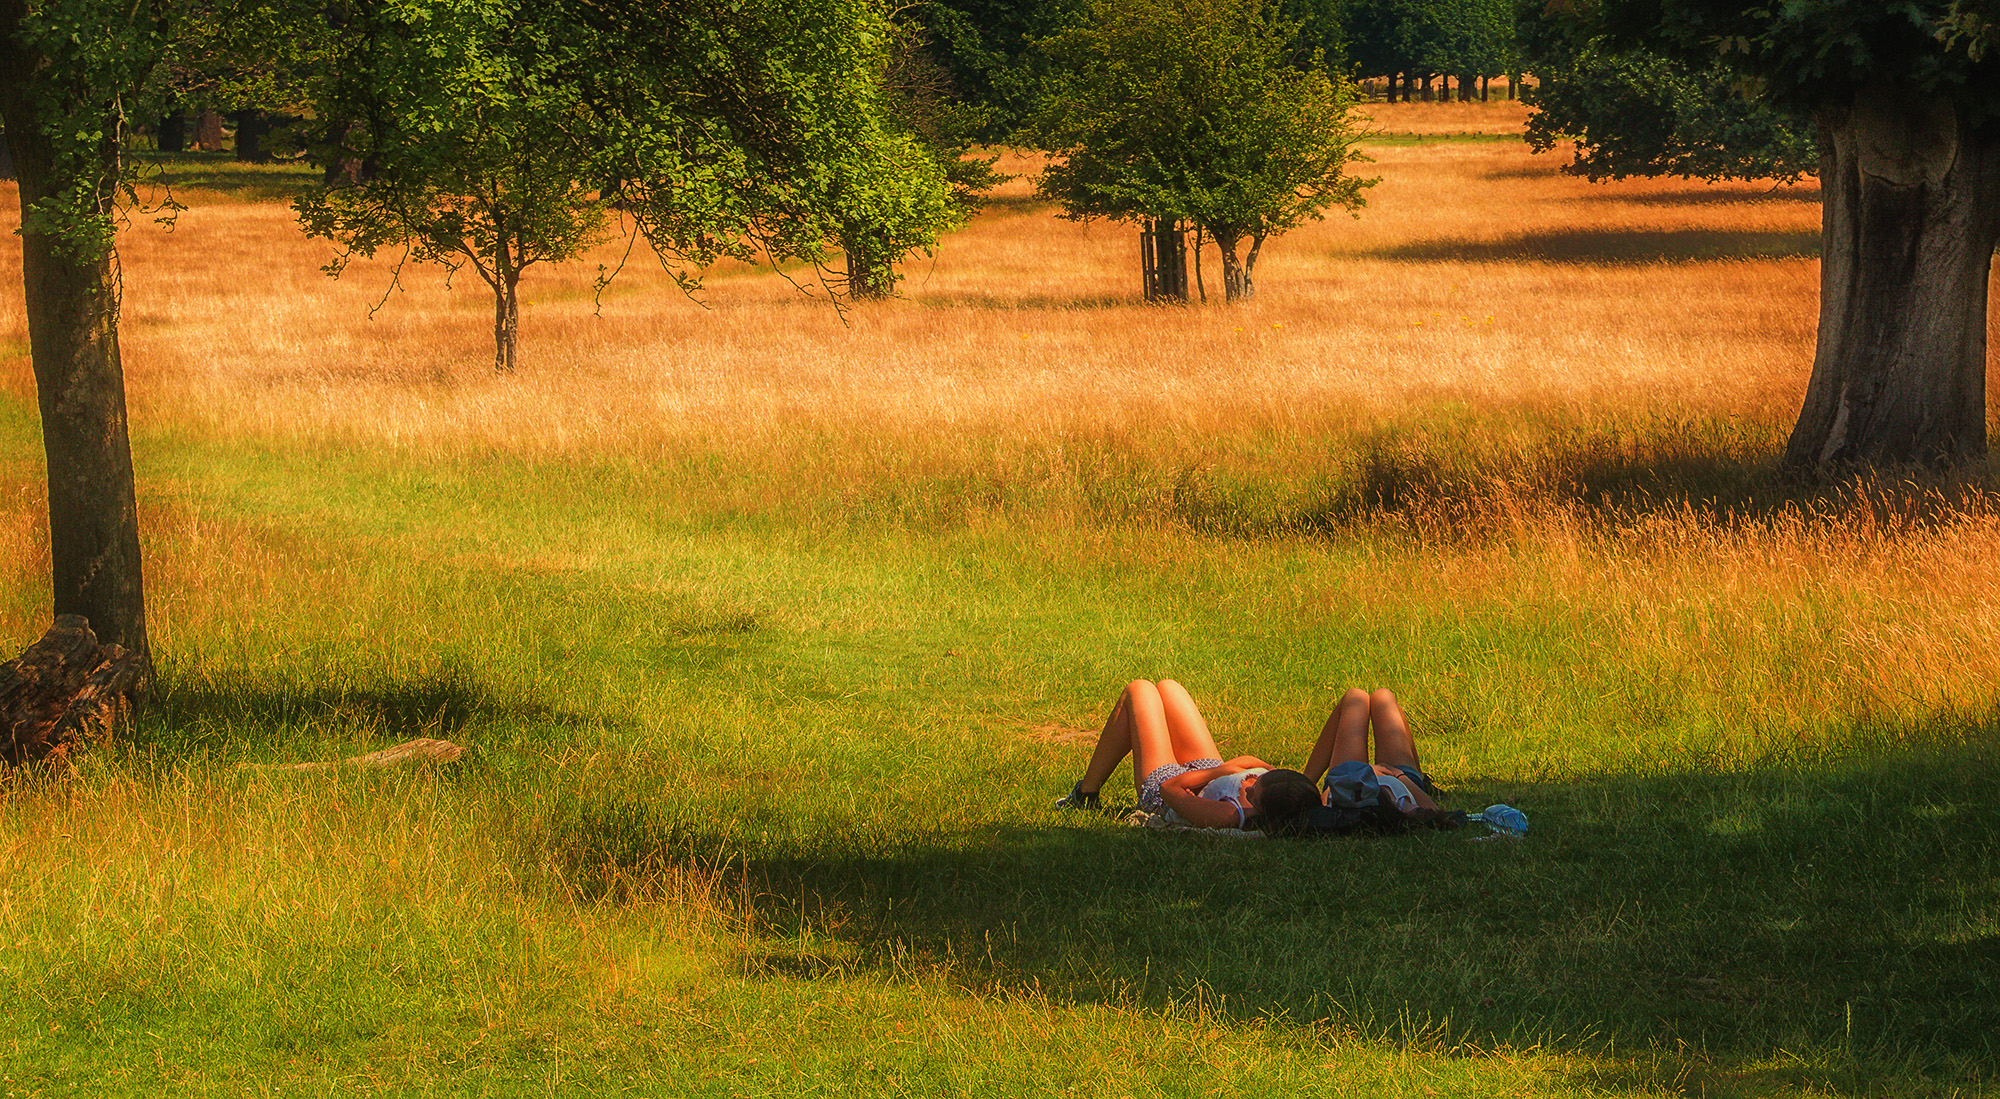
[1518,4,1817,182]
[1028,0,1375,244]
[1589,0,2000,117]
[906,0,1086,138]
[290,0,955,299]
[1346,0,1517,80]
[0,0,180,259]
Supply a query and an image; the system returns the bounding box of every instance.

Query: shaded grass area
[136,150,320,204]
[1366,228,1820,265]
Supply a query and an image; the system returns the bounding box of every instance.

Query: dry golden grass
[1357,94,1534,135]
[2,129,1999,731]
[4,137,1822,462]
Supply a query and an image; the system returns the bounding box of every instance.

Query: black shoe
[1053,781,1101,811]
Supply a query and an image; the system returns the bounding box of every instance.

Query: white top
[1379,774,1418,812]
[1198,768,1268,827]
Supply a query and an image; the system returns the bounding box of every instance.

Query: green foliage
[1518,8,1819,182]
[840,18,1008,298]
[1346,0,1517,80]
[290,0,614,289]
[0,0,177,259]
[1594,0,2000,117]
[1029,0,1374,291]
[908,0,1086,138]
[292,0,955,357]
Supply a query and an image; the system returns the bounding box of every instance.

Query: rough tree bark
[1783,85,2000,471]
[1141,219,1189,302]
[193,110,225,151]
[233,109,275,163]
[485,213,521,374]
[0,616,145,766]
[493,271,519,374]
[845,247,897,300]
[0,13,154,677]
[1212,229,1265,302]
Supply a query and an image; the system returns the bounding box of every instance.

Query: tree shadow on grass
[141,153,318,203]
[1363,227,1819,265]
[133,663,609,759]
[1584,186,1821,208]
[537,711,2000,1095]
[1148,419,2000,549]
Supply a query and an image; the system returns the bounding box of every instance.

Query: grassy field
[0,99,1996,1097]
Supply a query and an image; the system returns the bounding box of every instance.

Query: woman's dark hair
[1249,769,1320,832]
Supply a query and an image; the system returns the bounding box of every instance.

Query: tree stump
[0,615,145,766]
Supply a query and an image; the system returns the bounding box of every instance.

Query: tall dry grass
[1,117,1997,731]
[56,137,1825,461]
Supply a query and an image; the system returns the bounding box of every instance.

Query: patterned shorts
[1138,758,1223,814]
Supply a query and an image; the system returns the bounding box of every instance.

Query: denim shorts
[1325,760,1440,810]
[1390,765,1439,798]
[1138,758,1223,814]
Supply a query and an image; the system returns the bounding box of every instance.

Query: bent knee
[1339,687,1370,707]
[1370,687,1399,708]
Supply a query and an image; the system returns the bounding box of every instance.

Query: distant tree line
[909,0,1523,135]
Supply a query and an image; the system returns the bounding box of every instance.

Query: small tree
[292,0,615,374]
[293,0,956,370]
[1030,0,1374,302]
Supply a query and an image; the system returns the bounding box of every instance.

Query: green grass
[136,151,321,204]
[1,391,1996,1096]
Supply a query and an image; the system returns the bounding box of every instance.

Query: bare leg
[1368,688,1422,773]
[1303,688,1371,782]
[1156,679,1224,764]
[1076,680,1178,796]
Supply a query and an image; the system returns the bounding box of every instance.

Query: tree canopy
[1030,0,1374,301]
[1516,4,1817,181]
[1535,0,2000,470]
[294,0,956,369]
[1345,0,1516,97]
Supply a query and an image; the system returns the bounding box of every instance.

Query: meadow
[0,96,1996,1096]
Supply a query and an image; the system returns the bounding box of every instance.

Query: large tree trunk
[320,120,372,188]
[0,28,154,676]
[157,110,186,153]
[193,110,225,151]
[1784,86,2000,471]
[233,109,274,163]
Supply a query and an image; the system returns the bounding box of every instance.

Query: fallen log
[0,615,146,766]
[236,737,465,773]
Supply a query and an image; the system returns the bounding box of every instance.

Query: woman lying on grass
[1054,680,1455,832]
